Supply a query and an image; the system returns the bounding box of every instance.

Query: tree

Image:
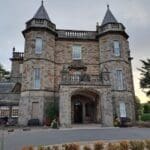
[139,59,150,96]
[143,103,150,113]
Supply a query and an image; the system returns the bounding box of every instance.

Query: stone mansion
[0,2,135,127]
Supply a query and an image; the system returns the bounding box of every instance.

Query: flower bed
[22,140,150,150]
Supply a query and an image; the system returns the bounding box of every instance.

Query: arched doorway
[71,89,101,124]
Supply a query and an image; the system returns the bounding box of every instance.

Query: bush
[28,119,40,126]
[83,145,91,150]
[38,146,45,150]
[129,141,144,150]
[21,147,28,150]
[45,147,51,150]
[63,144,79,150]
[45,101,59,121]
[119,141,129,150]
[107,143,119,150]
[94,142,104,150]
[141,113,150,121]
[145,140,150,150]
[28,146,34,150]
[52,145,59,150]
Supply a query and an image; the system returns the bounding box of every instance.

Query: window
[116,70,123,90]
[0,106,9,117]
[35,38,43,54]
[72,45,82,60]
[113,41,120,56]
[12,106,19,118]
[34,68,40,89]
[119,102,126,117]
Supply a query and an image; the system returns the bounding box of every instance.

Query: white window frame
[116,70,123,90]
[33,68,41,89]
[0,106,9,117]
[11,106,19,118]
[119,102,126,118]
[113,41,120,56]
[35,37,43,54]
[72,45,82,60]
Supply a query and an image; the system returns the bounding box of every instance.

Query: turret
[10,47,24,82]
[19,1,56,125]
[97,5,135,122]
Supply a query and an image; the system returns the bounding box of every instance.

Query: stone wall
[54,40,100,91]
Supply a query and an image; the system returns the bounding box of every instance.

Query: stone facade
[0,3,135,127]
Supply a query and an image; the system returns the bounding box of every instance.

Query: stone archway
[71,89,101,124]
[59,85,113,127]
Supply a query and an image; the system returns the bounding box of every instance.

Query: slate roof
[0,82,15,93]
[33,1,50,21]
[101,5,118,25]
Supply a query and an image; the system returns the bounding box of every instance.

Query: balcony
[61,73,110,86]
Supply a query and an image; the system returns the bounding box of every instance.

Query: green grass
[141,113,150,121]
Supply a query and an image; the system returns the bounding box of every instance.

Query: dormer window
[113,41,120,56]
[72,45,82,60]
[35,38,43,54]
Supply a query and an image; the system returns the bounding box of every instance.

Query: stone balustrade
[57,30,97,40]
[98,23,125,34]
[61,73,110,86]
[26,19,56,32]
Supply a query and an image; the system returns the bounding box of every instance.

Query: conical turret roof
[33,1,50,21]
[101,5,118,25]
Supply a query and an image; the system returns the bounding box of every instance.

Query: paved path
[1,127,150,150]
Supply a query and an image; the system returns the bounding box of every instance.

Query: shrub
[52,146,59,150]
[141,113,150,121]
[119,141,129,150]
[63,144,79,150]
[145,140,150,150]
[21,147,28,150]
[38,146,45,150]
[45,146,52,150]
[83,145,91,150]
[94,142,104,150]
[107,143,119,150]
[28,146,34,150]
[129,141,144,150]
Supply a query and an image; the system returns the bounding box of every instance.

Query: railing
[61,73,110,85]
[98,23,125,33]
[57,30,97,40]
[13,52,24,59]
[26,19,56,32]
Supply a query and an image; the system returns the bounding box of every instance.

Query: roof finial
[107,4,109,9]
[13,47,15,52]
[41,0,44,6]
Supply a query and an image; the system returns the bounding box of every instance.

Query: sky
[0,0,150,103]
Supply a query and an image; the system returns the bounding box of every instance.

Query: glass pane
[35,38,43,54]
[119,102,126,117]
[34,68,40,89]
[72,45,81,59]
[114,41,120,56]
